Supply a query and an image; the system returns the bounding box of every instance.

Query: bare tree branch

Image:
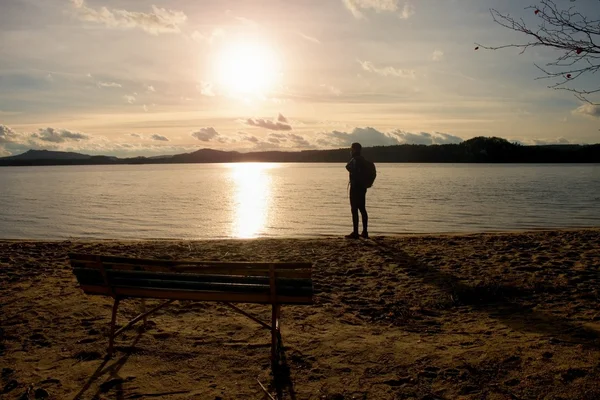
[475,0,600,104]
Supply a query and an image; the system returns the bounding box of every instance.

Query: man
[345,142,368,239]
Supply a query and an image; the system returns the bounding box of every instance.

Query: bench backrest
[69,254,313,305]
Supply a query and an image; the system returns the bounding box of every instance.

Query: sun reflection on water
[229,163,275,238]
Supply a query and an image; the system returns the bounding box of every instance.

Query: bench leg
[271,304,281,373]
[108,297,120,358]
[140,299,147,326]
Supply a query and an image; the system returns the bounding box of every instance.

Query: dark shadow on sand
[372,239,600,347]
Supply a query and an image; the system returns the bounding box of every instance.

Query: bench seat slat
[79,285,313,304]
[111,277,313,296]
[71,261,311,278]
[70,254,311,270]
[73,268,312,288]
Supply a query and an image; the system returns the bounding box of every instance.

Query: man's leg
[358,188,368,236]
[347,187,360,238]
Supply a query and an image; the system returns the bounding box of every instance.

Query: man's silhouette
[345,142,368,239]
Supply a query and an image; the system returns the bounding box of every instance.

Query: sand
[1,229,599,400]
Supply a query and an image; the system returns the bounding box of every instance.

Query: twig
[256,378,276,400]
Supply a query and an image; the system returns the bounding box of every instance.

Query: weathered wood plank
[69,254,311,270]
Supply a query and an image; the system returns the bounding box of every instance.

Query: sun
[215,40,280,97]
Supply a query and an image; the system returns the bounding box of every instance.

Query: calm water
[0,163,598,239]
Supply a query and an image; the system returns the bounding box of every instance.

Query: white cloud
[297,32,321,44]
[123,95,136,104]
[143,104,149,112]
[432,50,444,62]
[191,28,224,45]
[320,127,463,147]
[245,116,292,131]
[198,81,215,97]
[321,84,342,96]
[358,60,415,78]
[191,127,220,141]
[400,2,415,19]
[572,104,600,118]
[150,134,169,141]
[31,127,90,143]
[70,0,187,35]
[343,0,414,19]
[391,130,463,145]
[97,81,122,88]
[0,125,20,144]
[146,85,155,92]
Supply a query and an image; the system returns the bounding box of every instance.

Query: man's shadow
[372,240,600,347]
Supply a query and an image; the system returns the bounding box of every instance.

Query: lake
[0,163,598,239]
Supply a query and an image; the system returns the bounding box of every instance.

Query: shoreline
[1,226,598,243]
[2,228,600,399]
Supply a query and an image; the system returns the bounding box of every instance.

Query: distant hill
[3,149,93,160]
[1,137,599,166]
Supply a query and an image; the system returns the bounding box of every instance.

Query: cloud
[198,81,215,97]
[0,125,19,144]
[143,104,149,112]
[245,115,292,131]
[146,85,155,92]
[321,84,342,96]
[515,137,572,145]
[288,133,312,148]
[31,127,90,143]
[297,32,321,44]
[191,127,220,141]
[70,0,187,35]
[244,135,259,143]
[391,130,464,145]
[124,95,136,104]
[358,60,415,78]
[150,134,169,141]
[97,81,122,88]
[191,28,224,45]
[128,133,142,138]
[343,0,414,19]
[572,104,600,118]
[321,127,463,147]
[432,50,444,62]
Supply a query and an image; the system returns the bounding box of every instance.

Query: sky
[0,0,599,157]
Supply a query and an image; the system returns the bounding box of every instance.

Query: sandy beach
[1,229,599,399]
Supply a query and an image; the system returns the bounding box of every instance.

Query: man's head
[351,142,362,157]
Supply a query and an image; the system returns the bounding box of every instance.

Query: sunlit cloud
[191,28,224,45]
[343,0,414,19]
[146,85,155,92]
[191,127,220,141]
[97,81,122,88]
[244,115,292,131]
[123,95,136,104]
[432,50,444,62]
[198,81,215,97]
[297,32,321,44]
[572,104,600,119]
[0,125,20,144]
[358,60,415,78]
[32,127,90,143]
[150,134,169,141]
[320,127,463,147]
[70,0,187,35]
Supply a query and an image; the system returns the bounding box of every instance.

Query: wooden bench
[69,253,313,371]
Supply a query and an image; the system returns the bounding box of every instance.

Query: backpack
[361,158,377,188]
